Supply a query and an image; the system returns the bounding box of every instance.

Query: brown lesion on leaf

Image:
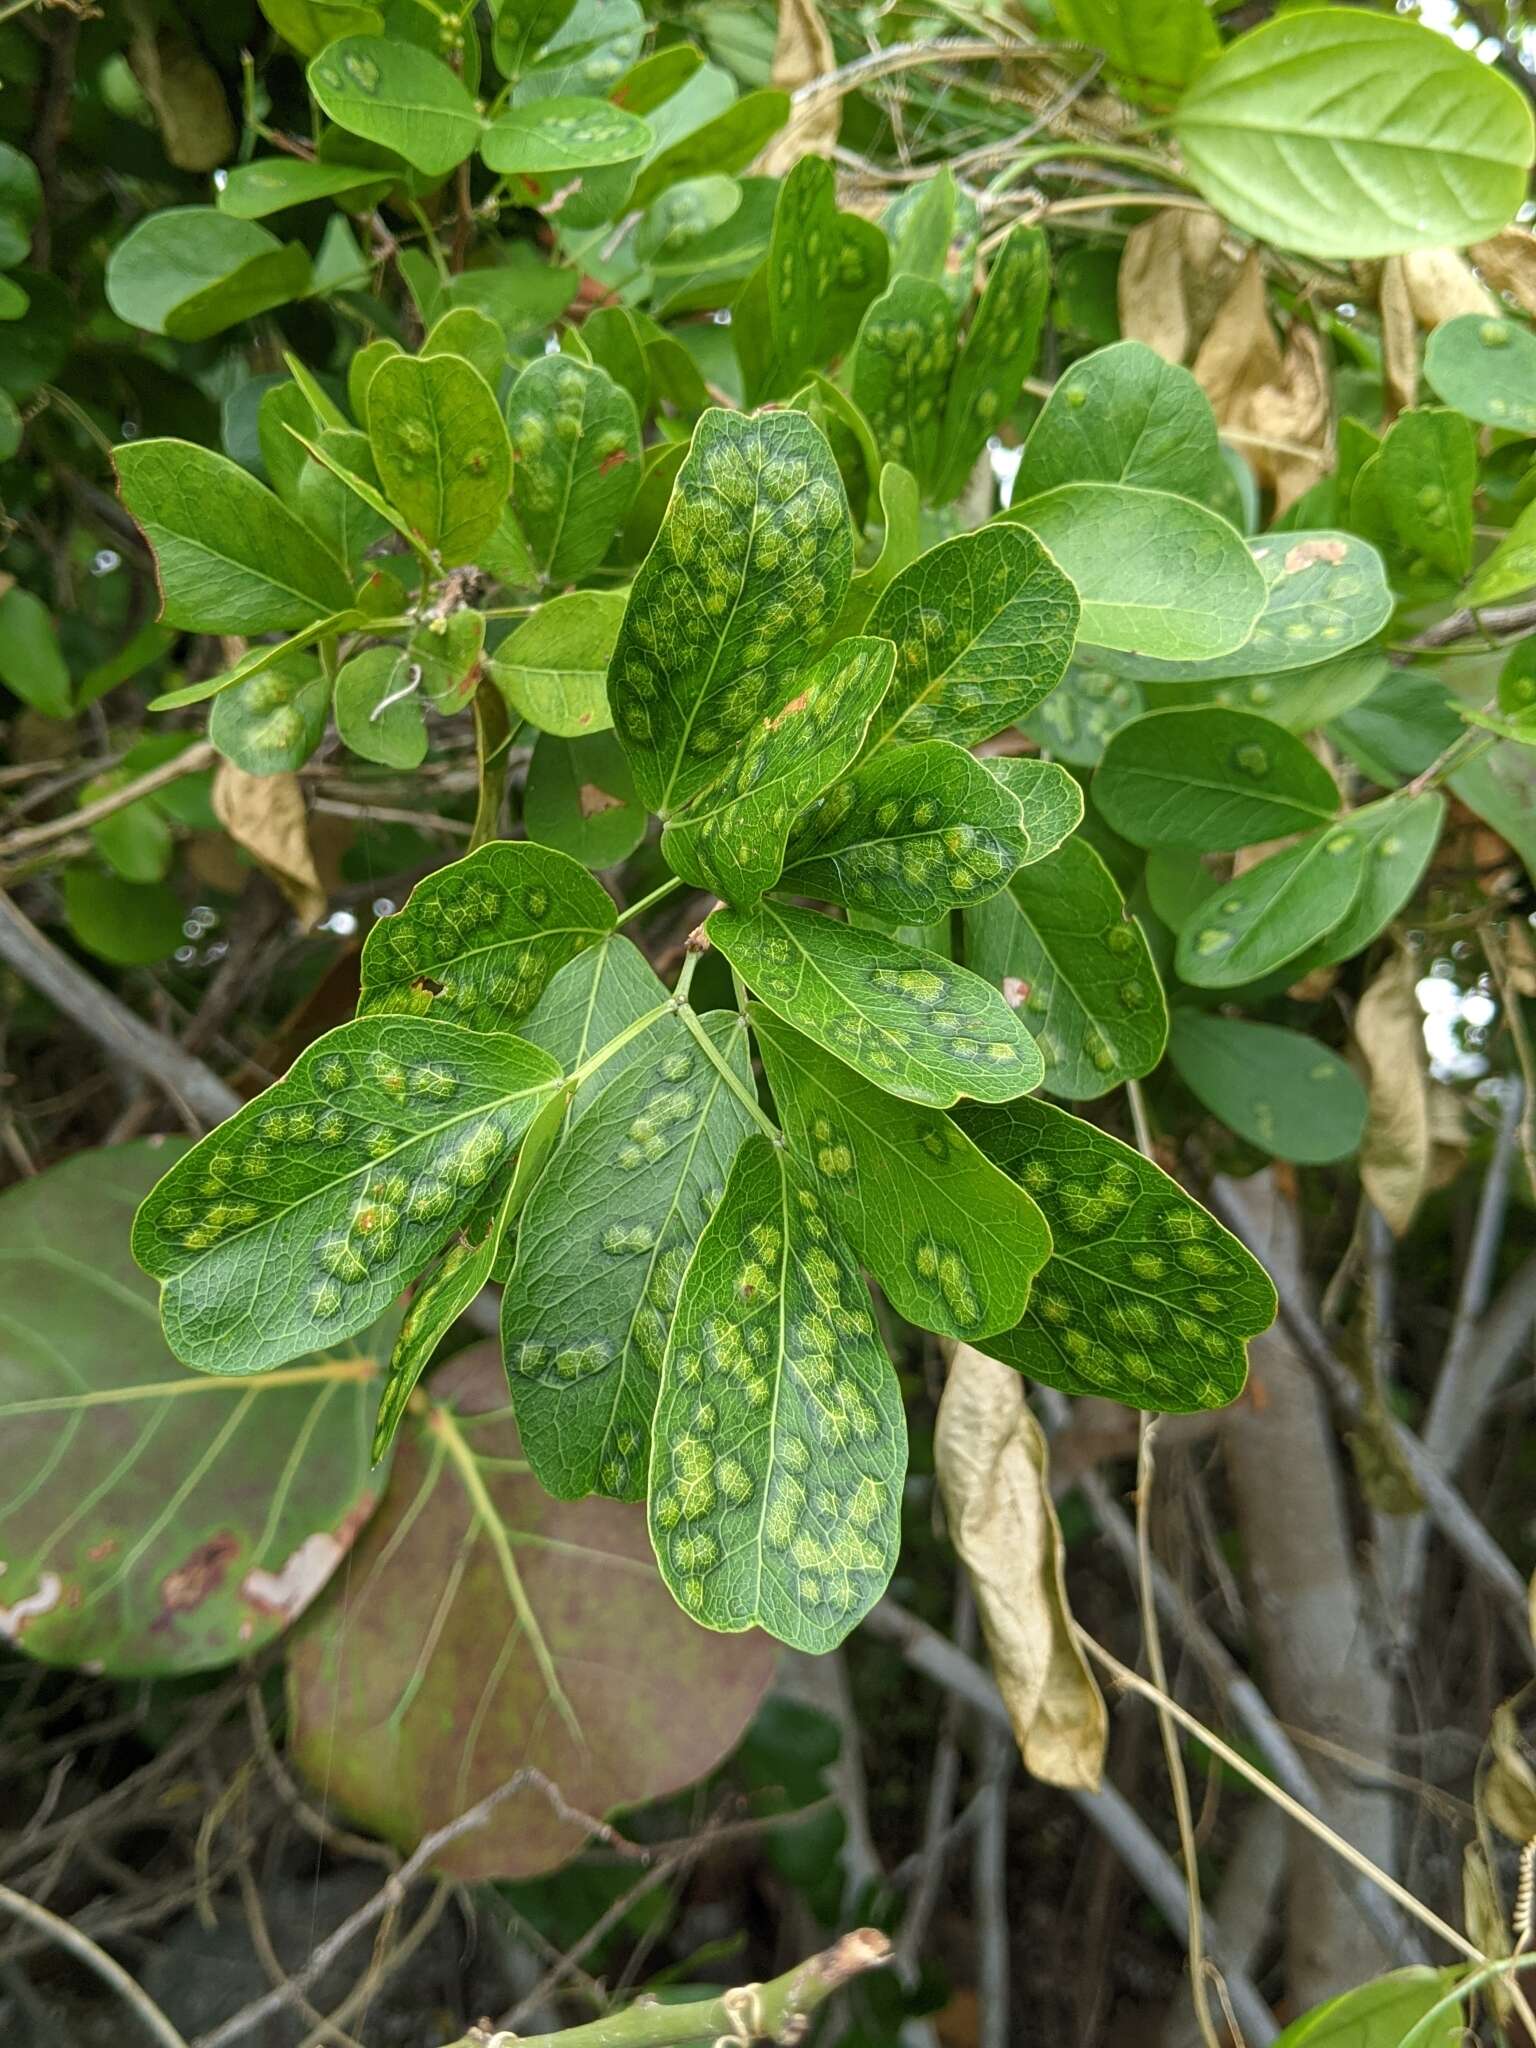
[1283,537,1347,572]
[764,691,811,731]
[1002,976,1030,1008]
[597,446,630,476]
[158,1531,240,1617]
[241,1497,377,1620]
[578,782,625,818]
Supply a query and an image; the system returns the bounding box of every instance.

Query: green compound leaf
[963,836,1167,1101]
[953,1096,1272,1412]
[288,1344,776,1882]
[1097,531,1393,684]
[1005,483,1265,663]
[358,840,618,1033]
[984,757,1084,863]
[1373,407,1477,582]
[0,1142,384,1678]
[1172,8,1535,260]
[525,730,646,868]
[1168,1012,1367,1165]
[864,525,1079,752]
[782,738,1031,922]
[850,274,956,490]
[481,96,651,173]
[1174,820,1365,989]
[368,352,512,567]
[507,356,642,584]
[488,589,625,737]
[661,637,894,906]
[754,1016,1050,1342]
[648,1133,905,1651]
[1424,314,1536,435]
[133,1019,563,1375]
[1017,340,1220,502]
[308,37,483,178]
[934,223,1049,505]
[608,407,854,816]
[708,899,1044,1107]
[209,657,329,776]
[1094,706,1340,850]
[115,439,354,632]
[505,1013,756,1501]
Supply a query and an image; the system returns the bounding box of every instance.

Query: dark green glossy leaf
[133,1019,563,1373]
[648,1133,904,1651]
[1290,792,1446,969]
[755,1016,1050,1341]
[488,589,624,735]
[850,275,956,490]
[661,636,894,905]
[507,355,641,582]
[608,406,854,815]
[359,840,618,1031]
[505,1012,756,1499]
[782,737,1031,921]
[954,1095,1272,1410]
[1174,819,1364,988]
[709,899,1044,1106]
[309,37,482,177]
[1017,340,1219,501]
[369,351,512,566]
[1094,706,1339,849]
[864,525,1079,752]
[964,836,1167,1100]
[984,756,1084,862]
[116,439,355,632]
[1168,1012,1367,1163]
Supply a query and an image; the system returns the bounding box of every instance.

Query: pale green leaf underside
[505,1012,756,1502]
[754,1016,1050,1341]
[358,840,618,1033]
[710,900,1044,1107]
[955,1096,1273,1412]
[1005,483,1265,662]
[649,1133,905,1652]
[1173,8,1534,259]
[608,406,855,816]
[661,636,895,905]
[964,836,1167,1101]
[783,737,1031,922]
[133,1018,562,1375]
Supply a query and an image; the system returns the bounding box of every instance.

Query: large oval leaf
[308,37,482,177]
[709,900,1044,1107]
[508,356,641,583]
[1168,1012,1367,1164]
[1424,314,1536,435]
[368,352,512,566]
[649,1135,905,1651]
[1173,9,1534,259]
[0,1143,382,1676]
[1004,484,1264,663]
[487,589,625,737]
[1174,821,1364,988]
[1094,706,1339,850]
[1017,340,1219,502]
[288,1345,775,1880]
[954,1096,1273,1412]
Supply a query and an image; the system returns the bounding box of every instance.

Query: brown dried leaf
[758,0,837,175]
[1378,257,1419,417]
[1426,1082,1469,1193]
[1401,247,1498,327]
[212,760,325,931]
[1355,951,1430,1237]
[1247,321,1331,514]
[1463,1843,1514,2020]
[935,1344,1106,1789]
[1118,207,1236,364]
[1192,251,1281,423]
[1472,228,1536,318]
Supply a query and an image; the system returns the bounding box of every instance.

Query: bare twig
[0,741,215,863]
[0,892,240,1127]
[973,1726,1012,2048]
[0,1879,191,2048]
[1403,597,1536,651]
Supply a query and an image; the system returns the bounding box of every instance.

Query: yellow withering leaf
[212,760,326,931]
[935,1344,1106,1789]
[1355,950,1430,1237]
[758,0,838,175]
[1378,257,1419,417]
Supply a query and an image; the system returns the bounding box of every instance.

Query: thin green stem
[1408,726,1497,796]
[671,946,701,1007]
[677,1004,780,1145]
[987,138,1188,198]
[564,1000,675,1090]
[407,201,453,289]
[615,875,683,929]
